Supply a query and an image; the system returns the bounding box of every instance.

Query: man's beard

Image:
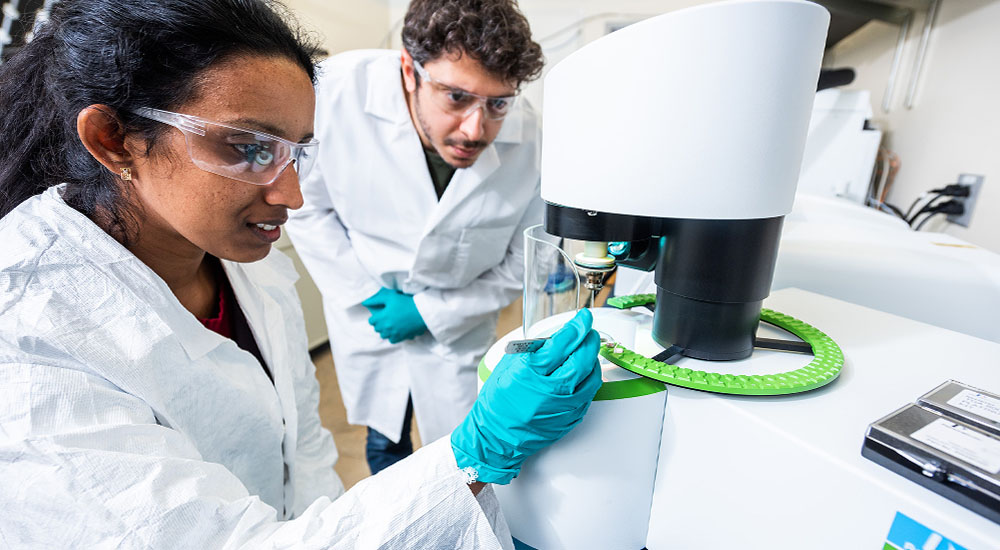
[414,92,486,167]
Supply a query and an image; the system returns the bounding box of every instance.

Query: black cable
[914,212,944,231]
[904,184,972,222]
[879,202,907,220]
[907,193,968,225]
[912,200,965,231]
[908,195,948,225]
[905,191,941,221]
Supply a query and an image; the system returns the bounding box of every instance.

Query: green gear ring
[603,294,844,396]
[606,293,657,310]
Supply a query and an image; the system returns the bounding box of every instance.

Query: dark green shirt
[423,148,457,200]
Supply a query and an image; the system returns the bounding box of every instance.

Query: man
[286,0,544,474]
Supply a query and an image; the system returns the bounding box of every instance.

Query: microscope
[483,1,837,548]
[549,205,785,362]
[538,0,830,362]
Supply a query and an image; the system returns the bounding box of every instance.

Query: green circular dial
[602,295,844,396]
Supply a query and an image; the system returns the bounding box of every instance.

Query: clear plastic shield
[522,225,581,338]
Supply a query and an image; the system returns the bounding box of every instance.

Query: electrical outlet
[947,173,984,227]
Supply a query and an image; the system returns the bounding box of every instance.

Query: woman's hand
[451,309,602,484]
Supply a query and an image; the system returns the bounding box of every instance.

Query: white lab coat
[287,50,543,444]
[0,187,513,549]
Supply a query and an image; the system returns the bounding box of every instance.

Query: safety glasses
[412,58,518,121]
[132,107,319,186]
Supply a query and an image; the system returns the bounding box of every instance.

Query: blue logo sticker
[885,512,968,550]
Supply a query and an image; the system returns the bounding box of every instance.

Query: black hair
[0,0,319,239]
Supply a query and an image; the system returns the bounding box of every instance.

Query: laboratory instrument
[479,1,1000,548]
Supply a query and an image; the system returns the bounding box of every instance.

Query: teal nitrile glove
[450,309,602,485]
[361,288,428,344]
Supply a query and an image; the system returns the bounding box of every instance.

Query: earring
[120,167,132,181]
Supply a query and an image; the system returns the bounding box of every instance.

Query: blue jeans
[366,397,414,475]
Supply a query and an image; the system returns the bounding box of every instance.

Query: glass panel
[522,225,581,338]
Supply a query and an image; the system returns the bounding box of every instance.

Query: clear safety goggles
[412,58,518,121]
[131,107,319,186]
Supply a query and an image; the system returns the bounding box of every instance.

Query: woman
[0,0,601,548]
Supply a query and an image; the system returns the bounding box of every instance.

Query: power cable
[913,212,944,231]
[904,184,972,225]
[912,200,965,231]
[877,202,906,220]
[904,191,936,221]
[908,194,947,225]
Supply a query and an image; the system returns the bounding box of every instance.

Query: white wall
[827,1,1000,252]
[284,0,391,58]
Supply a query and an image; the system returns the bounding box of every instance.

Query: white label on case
[912,418,1000,474]
[947,389,1000,424]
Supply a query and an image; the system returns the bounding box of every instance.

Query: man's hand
[361,288,428,343]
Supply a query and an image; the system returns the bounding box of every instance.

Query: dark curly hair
[0,0,319,240]
[401,0,543,87]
